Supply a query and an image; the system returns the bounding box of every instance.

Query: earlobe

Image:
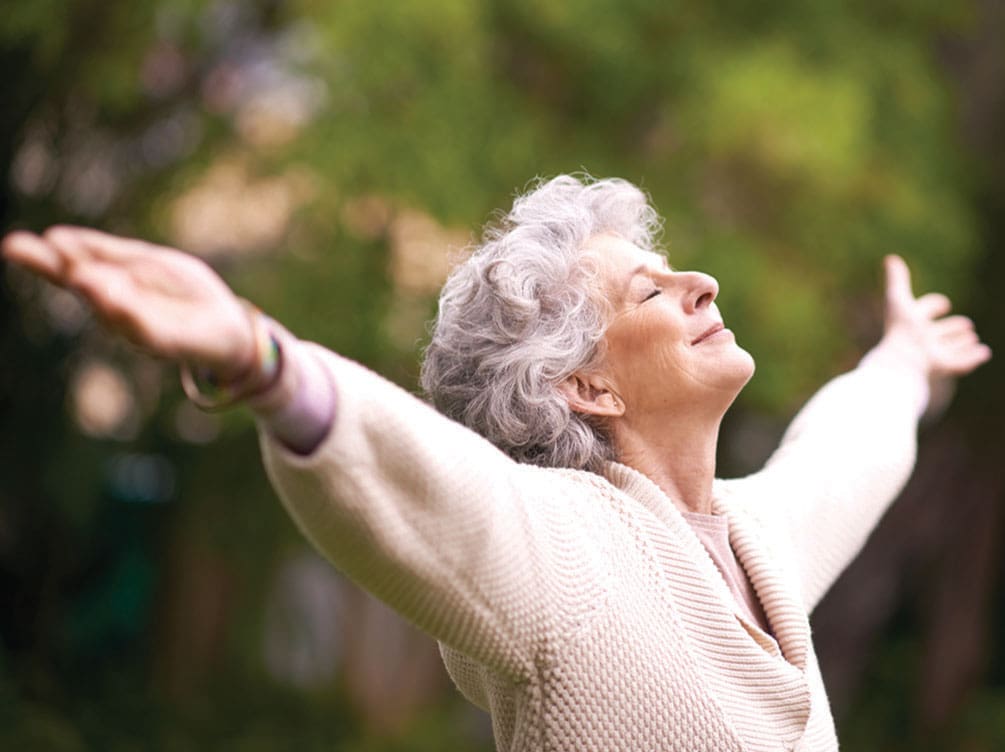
[558,373,625,417]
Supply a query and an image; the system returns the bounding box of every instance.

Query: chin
[723,347,756,392]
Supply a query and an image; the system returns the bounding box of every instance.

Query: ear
[557,372,625,417]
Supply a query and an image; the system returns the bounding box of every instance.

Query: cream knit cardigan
[258,343,921,752]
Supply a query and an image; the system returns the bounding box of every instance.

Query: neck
[612,408,724,516]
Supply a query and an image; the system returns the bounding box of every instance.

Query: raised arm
[728,255,990,612]
[2,227,600,681]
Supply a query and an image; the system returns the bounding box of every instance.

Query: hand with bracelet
[2,226,281,407]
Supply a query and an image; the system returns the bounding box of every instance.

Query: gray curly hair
[420,174,663,473]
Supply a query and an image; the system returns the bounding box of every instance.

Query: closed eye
[643,289,662,302]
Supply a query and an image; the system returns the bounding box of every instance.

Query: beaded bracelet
[180,301,281,412]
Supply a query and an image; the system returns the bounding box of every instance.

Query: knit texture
[683,511,772,637]
[258,342,922,752]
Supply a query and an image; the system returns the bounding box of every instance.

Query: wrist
[180,302,282,411]
[860,337,931,418]
[249,346,336,455]
[870,330,930,376]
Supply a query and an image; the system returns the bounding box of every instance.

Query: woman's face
[585,234,755,418]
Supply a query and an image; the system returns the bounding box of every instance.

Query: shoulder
[712,475,770,511]
[515,464,627,509]
[712,475,786,531]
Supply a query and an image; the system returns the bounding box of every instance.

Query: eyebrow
[627,254,670,281]
[618,259,664,302]
[608,256,667,314]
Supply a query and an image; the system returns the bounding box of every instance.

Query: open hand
[2,226,255,379]
[882,254,991,378]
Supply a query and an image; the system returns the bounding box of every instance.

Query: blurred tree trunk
[151,530,236,698]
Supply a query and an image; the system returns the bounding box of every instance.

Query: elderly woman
[2,175,990,751]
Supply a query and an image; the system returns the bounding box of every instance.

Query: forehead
[583,234,668,278]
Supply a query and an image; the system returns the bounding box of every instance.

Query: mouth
[691,323,725,345]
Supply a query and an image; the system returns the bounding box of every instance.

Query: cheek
[606,314,688,372]
[648,342,692,380]
[609,336,692,397]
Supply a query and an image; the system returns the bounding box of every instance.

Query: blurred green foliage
[1,0,1000,749]
[3,0,981,399]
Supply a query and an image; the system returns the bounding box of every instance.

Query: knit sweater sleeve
[256,341,601,683]
[726,355,927,613]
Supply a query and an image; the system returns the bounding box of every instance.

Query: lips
[691,323,724,345]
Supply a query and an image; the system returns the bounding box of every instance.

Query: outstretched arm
[731,255,990,612]
[2,226,598,679]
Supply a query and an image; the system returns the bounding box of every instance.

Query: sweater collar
[602,460,812,673]
[711,486,812,673]
[602,460,684,527]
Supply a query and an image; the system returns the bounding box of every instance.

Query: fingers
[884,258,961,325]
[5,226,182,303]
[972,343,993,366]
[3,228,130,309]
[67,265,175,356]
[935,314,977,338]
[12,225,155,267]
[936,317,982,355]
[3,225,149,282]
[40,225,160,272]
[931,312,992,376]
[6,225,246,368]
[916,292,951,320]
[938,342,992,376]
[64,262,174,353]
[884,255,915,311]
[67,262,132,317]
[2,231,66,282]
[60,226,158,263]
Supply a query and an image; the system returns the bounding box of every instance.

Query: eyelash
[643,289,662,302]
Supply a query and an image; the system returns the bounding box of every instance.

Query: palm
[883,255,990,378]
[2,227,254,376]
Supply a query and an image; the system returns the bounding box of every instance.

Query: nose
[675,271,718,314]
